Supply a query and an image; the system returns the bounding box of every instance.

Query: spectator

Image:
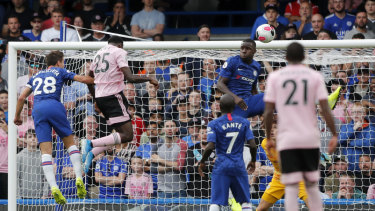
[365,0,375,33]
[123,83,142,116]
[95,147,127,199]
[197,24,211,41]
[72,15,89,40]
[187,90,207,119]
[284,0,319,23]
[155,59,173,82]
[0,90,8,123]
[280,23,301,40]
[362,78,375,125]
[250,0,289,40]
[17,129,49,199]
[125,156,153,199]
[0,64,7,91]
[0,107,8,199]
[37,0,49,20]
[22,12,42,41]
[136,121,164,195]
[263,4,287,40]
[324,155,348,198]
[344,11,375,39]
[186,125,215,198]
[130,0,165,39]
[294,1,313,36]
[348,67,371,102]
[0,5,5,32]
[198,58,218,109]
[106,0,132,41]
[331,174,366,199]
[139,82,165,116]
[318,104,341,154]
[303,13,324,40]
[1,0,34,37]
[182,118,201,148]
[41,0,71,31]
[172,98,191,136]
[152,33,164,41]
[355,154,375,193]
[257,74,267,93]
[83,13,110,41]
[152,120,187,198]
[17,101,34,140]
[166,72,193,115]
[128,104,146,147]
[166,66,182,101]
[339,102,375,171]
[324,0,356,40]
[74,0,104,30]
[41,8,79,42]
[4,16,31,42]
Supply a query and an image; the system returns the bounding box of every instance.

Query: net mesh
[13,46,375,210]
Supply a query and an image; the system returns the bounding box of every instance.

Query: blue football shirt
[219,55,261,99]
[324,13,355,40]
[26,67,76,103]
[207,113,254,175]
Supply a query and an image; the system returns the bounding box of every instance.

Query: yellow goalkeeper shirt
[261,138,281,181]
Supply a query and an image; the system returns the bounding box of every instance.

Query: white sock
[305,182,323,211]
[209,204,220,211]
[285,183,299,211]
[67,145,83,180]
[242,202,252,210]
[41,154,58,188]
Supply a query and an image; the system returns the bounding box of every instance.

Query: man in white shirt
[41,8,79,42]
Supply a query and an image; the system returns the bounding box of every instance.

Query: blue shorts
[233,93,265,118]
[32,100,73,143]
[211,172,250,206]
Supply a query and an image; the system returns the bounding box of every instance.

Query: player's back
[207,113,253,175]
[27,67,75,104]
[264,64,328,151]
[90,44,128,98]
[261,139,281,180]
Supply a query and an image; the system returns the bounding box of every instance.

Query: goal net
[7,40,375,211]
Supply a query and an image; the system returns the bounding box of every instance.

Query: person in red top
[128,104,145,147]
[41,0,71,31]
[284,0,319,23]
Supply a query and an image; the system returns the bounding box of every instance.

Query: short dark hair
[198,24,211,32]
[352,33,365,39]
[46,51,64,66]
[25,129,36,137]
[8,15,19,22]
[146,121,159,128]
[51,8,64,16]
[0,90,8,95]
[242,39,256,48]
[152,33,164,41]
[286,42,305,62]
[108,36,123,44]
[317,29,333,39]
[327,79,346,93]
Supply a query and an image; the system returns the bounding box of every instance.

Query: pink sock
[92,146,110,156]
[305,182,323,211]
[91,133,121,147]
[285,184,299,211]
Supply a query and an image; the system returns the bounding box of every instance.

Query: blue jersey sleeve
[219,57,235,79]
[245,120,254,141]
[26,77,34,90]
[60,68,76,81]
[207,121,217,144]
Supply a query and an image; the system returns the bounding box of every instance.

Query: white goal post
[7,39,375,211]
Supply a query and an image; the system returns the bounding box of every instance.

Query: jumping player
[198,94,257,211]
[263,42,338,211]
[14,51,94,204]
[81,36,159,173]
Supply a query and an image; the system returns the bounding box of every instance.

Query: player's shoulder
[346,13,356,18]
[227,55,240,63]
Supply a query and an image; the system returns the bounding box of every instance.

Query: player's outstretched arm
[217,77,247,110]
[14,87,32,125]
[198,142,215,177]
[246,139,257,174]
[263,102,275,145]
[73,75,95,85]
[121,67,159,89]
[319,99,338,154]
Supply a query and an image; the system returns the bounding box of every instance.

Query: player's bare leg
[62,135,86,199]
[256,199,274,211]
[304,181,322,211]
[284,183,299,211]
[39,142,66,205]
[82,121,134,173]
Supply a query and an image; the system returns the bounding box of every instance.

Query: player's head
[286,42,305,64]
[108,36,123,48]
[240,39,256,61]
[46,50,64,67]
[219,94,235,114]
[131,156,144,173]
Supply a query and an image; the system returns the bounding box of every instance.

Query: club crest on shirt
[223,62,228,68]
[113,165,119,171]
[253,70,257,77]
[347,21,352,26]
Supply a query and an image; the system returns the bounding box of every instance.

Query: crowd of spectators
[0,0,374,204]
